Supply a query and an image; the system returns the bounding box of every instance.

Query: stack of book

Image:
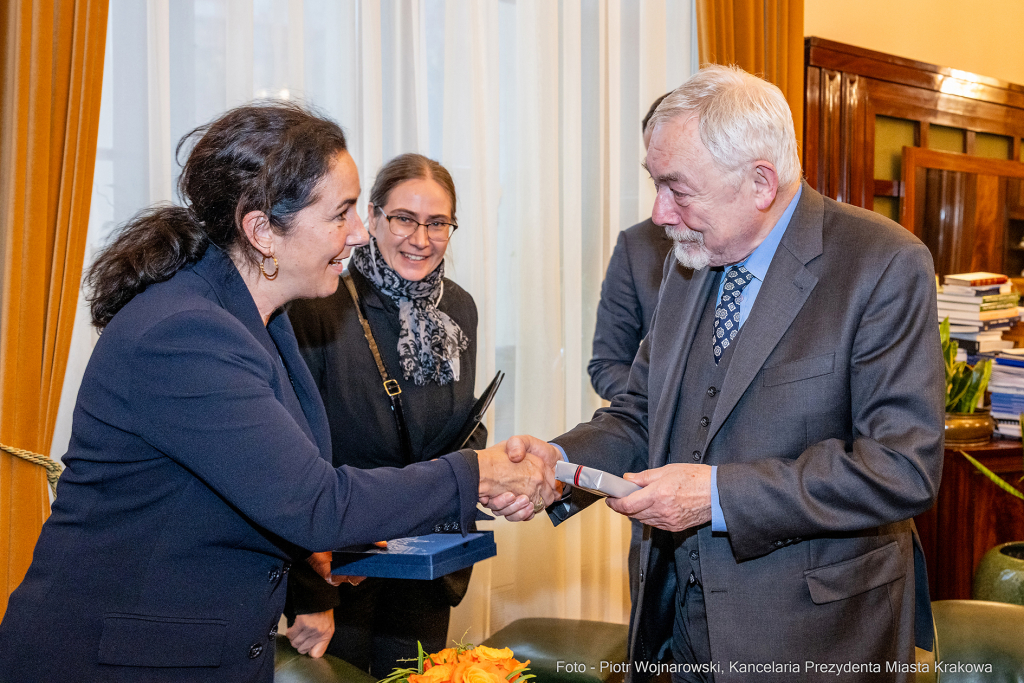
[989,350,1024,439]
[938,272,1019,354]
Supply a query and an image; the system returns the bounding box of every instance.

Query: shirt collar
[740,184,802,282]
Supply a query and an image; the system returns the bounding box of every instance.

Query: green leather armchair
[924,600,1024,683]
[274,635,377,683]
[481,618,629,683]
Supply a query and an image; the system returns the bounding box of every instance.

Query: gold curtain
[0,0,108,617]
[696,0,804,150]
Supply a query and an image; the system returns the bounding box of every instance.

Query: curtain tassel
[0,444,63,496]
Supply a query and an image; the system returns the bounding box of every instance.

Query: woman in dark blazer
[285,154,484,676]
[0,105,554,683]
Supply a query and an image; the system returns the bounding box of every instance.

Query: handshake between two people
[475,434,714,532]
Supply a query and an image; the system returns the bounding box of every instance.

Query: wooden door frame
[900,147,1024,235]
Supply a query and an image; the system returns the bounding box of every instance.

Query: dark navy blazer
[588,218,672,401]
[0,245,479,683]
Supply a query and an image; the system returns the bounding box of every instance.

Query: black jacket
[286,267,486,614]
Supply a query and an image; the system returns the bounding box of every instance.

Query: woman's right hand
[287,610,335,658]
[476,438,559,521]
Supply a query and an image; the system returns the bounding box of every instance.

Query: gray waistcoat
[668,269,741,586]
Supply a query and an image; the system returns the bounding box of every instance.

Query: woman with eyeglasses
[284,153,484,676]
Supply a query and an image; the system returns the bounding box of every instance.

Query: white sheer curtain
[54,0,696,642]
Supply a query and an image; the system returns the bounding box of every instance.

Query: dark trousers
[670,574,714,683]
[327,577,451,678]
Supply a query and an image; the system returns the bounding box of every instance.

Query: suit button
[707,387,717,397]
[269,624,278,639]
[249,643,264,659]
[700,416,709,427]
[688,572,696,585]
[689,550,699,560]
[773,540,784,548]
[692,451,701,461]
[282,562,291,575]
[639,570,644,583]
[268,569,281,582]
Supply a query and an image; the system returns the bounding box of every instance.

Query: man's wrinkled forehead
[642,114,700,183]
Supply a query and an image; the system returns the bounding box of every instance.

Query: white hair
[646,64,802,189]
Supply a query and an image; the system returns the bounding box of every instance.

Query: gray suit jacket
[552,183,944,682]
[589,219,673,400]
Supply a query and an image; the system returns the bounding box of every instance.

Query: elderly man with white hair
[503,65,944,682]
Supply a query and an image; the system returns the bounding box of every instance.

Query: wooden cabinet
[915,440,1024,600]
[803,38,1024,277]
[899,147,1024,277]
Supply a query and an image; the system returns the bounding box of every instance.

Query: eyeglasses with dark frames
[375,208,458,243]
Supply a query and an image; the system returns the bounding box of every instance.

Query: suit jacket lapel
[707,183,824,443]
[649,262,717,468]
[191,245,330,462]
[269,311,332,461]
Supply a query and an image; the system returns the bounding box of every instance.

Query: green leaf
[944,350,991,413]
[961,451,1024,500]
[941,316,995,413]
[962,358,993,412]
[376,668,420,683]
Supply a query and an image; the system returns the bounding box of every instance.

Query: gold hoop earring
[260,254,279,280]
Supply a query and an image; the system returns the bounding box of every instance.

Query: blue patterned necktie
[713,265,754,364]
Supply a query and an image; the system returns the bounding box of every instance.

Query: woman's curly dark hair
[86,101,348,328]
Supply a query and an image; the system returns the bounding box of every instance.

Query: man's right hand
[505,434,561,470]
[478,435,563,520]
[476,438,558,521]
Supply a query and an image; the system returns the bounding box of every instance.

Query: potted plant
[962,420,1024,605]
[942,318,995,446]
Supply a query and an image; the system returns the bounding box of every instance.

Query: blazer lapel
[707,183,824,443]
[190,245,328,460]
[649,262,717,468]
[191,245,279,361]
[269,311,332,461]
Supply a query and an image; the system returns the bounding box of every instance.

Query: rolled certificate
[555,460,642,499]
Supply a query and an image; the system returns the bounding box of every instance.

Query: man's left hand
[606,464,713,532]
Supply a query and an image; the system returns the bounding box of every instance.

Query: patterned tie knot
[713,265,754,363]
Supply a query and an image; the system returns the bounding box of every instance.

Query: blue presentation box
[331,531,497,580]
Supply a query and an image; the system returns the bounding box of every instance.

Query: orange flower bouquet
[378,642,533,683]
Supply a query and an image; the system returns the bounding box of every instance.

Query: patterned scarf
[349,237,469,386]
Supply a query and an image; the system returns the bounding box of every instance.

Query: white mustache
[665,225,704,245]
[664,225,711,271]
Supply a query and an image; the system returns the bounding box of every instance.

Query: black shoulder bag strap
[341,272,415,465]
